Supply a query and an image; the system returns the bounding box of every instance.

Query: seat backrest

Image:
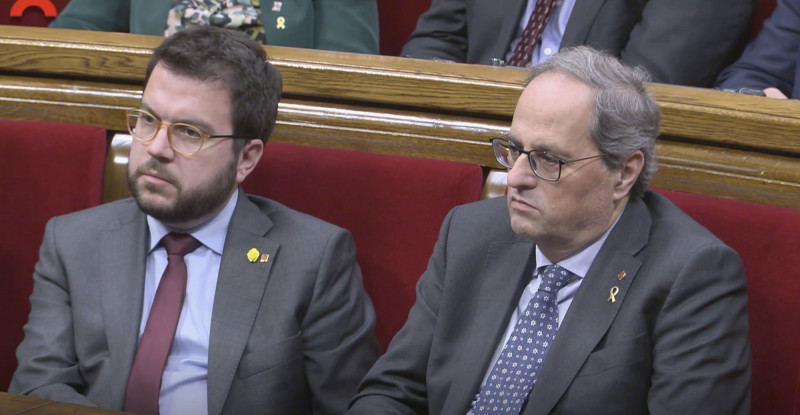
[0,120,107,391]
[242,142,484,349]
[377,0,432,55]
[655,188,800,415]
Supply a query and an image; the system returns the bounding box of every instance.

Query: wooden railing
[2,25,800,209]
[0,391,124,414]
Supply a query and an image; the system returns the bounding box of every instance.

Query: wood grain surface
[2,25,799,208]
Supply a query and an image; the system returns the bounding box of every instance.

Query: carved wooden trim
[2,25,799,209]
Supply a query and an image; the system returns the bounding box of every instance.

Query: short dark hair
[145,25,282,148]
[527,46,660,198]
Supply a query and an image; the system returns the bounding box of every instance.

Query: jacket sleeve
[647,242,751,414]
[302,228,382,414]
[346,208,459,414]
[8,217,96,406]
[619,0,758,86]
[400,0,470,62]
[715,0,800,97]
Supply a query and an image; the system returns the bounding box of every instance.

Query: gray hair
[527,46,660,198]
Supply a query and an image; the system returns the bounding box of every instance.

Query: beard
[127,156,238,225]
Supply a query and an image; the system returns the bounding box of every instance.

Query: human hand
[763,87,788,99]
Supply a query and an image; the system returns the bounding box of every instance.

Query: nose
[506,154,537,189]
[146,124,175,160]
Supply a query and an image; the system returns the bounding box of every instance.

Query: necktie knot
[161,233,201,257]
[537,264,572,295]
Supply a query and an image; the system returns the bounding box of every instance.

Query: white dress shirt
[140,191,238,415]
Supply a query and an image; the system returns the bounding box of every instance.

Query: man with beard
[348,46,750,414]
[10,25,380,415]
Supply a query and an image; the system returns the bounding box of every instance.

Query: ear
[613,150,644,201]
[235,139,264,185]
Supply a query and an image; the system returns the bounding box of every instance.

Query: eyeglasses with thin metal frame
[126,108,252,156]
[490,137,605,182]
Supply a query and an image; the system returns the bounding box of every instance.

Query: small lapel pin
[607,286,619,303]
[276,16,286,29]
[260,253,270,263]
[272,1,282,11]
[617,271,626,281]
[247,248,259,263]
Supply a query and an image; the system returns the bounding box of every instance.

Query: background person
[401,0,757,87]
[715,0,800,99]
[50,0,379,54]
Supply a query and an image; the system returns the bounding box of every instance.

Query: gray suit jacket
[400,0,757,86]
[10,191,380,414]
[348,191,751,414]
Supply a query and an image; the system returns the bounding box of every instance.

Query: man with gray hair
[347,46,751,415]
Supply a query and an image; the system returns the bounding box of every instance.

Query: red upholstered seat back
[655,189,800,415]
[242,142,484,349]
[0,120,107,391]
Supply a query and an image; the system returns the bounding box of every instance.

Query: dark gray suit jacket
[716,0,800,98]
[348,191,751,414]
[401,0,757,86]
[10,191,380,414]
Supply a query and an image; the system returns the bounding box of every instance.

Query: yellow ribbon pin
[607,286,619,303]
[247,248,259,263]
[276,16,286,29]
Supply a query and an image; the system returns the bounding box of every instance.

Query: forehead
[142,64,233,127]
[144,64,230,99]
[509,72,596,153]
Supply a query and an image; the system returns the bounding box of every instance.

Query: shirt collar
[535,207,624,280]
[146,190,239,255]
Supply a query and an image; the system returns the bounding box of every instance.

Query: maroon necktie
[124,233,201,415]
[507,0,560,67]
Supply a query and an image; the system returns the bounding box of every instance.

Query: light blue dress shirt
[141,191,238,415]
[505,0,578,65]
[468,213,622,413]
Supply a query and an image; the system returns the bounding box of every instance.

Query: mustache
[131,159,178,185]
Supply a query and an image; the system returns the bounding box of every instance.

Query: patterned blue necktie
[472,264,573,415]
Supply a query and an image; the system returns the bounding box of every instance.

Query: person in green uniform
[50,0,379,54]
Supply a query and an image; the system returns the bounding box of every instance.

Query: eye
[139,112,157,125]
[536,152,561,167]
[173,124,204,141]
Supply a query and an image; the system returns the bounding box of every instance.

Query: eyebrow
[138,103,215,135]
[506,134,561,156]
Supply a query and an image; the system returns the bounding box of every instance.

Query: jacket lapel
[492,0,530,63]
[206,194,277,415]
[100,201,148,409]
[524,197,651,415]
[442,236,537,414]
[561,0,608,47]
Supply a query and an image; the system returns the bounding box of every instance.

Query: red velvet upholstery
[752,0,777,38]
[655,188,800,415]
[0,120,107,391]
[376,0,432,56]
[242,142,484,349]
